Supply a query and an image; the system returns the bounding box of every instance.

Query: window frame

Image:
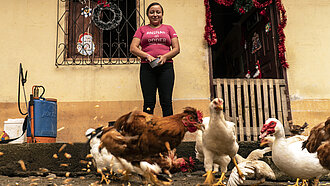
[55,0,145,66]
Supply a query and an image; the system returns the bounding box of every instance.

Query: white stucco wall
[284,0,330,99]
[0,0,210,102]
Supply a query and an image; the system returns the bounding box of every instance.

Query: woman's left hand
[157,55,167,65]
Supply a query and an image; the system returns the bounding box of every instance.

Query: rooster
[302,117,330,170]
[99,107,203,184]
[195,98,244,185]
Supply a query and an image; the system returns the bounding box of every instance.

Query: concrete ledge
[0,142,328,181]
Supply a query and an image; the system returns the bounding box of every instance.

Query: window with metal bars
[56,0,145,66]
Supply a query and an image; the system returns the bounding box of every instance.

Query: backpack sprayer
[16,63,57,143]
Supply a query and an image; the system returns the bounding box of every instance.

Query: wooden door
[241,5,282,79]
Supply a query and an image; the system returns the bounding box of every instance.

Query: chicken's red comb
[188,156,195,166]
[261,121,277,133]
[197,110,203,121]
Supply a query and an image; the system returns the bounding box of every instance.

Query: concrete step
[0,142,328,181]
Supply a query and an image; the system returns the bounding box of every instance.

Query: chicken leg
[97,168,111,184]
[145,171,172,186]
[214,172,226,185]
[203,170,215,184]
[292,178,308,186]
[293,178,300,186]
[312,178,319,186]
[165,141,171,151]
[232,157,244,179]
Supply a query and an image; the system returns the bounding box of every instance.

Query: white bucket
[4,118,26,144]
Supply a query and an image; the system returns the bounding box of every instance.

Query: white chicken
[195,98,243,185]
[86,128,161,184]
[196,117,221,174]
[259,118,330,185]
[227,147,275,186]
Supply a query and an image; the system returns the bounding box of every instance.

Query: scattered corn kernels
[79,160,88,164]
[58,144,67,153]
[64,153,72,159]
[18,160,26,171]
[86,154,93,159]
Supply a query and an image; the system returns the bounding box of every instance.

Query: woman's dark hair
[146,2,164,24]
[146,2,164,16]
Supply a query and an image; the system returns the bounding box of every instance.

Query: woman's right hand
[146,54,156,62]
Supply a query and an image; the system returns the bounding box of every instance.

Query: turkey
[195,98,243,185]
[227,147,275,186]
[260,118,330,185]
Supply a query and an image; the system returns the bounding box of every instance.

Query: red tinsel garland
[204,0,235,45]
[276,0,288,68]
[204,0,288,68]
[204,0,217,45]
[214,0,235,6]
[253,0,272,8]
[253,0,288,68]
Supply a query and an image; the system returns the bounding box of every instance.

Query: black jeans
[140,62,175,117]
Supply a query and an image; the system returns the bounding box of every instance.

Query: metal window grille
[56,0,145,66]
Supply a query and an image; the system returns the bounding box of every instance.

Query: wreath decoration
[234,0,253,14]
[92,2,122,30]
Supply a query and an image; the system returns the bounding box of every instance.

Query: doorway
[209,1,282,79]
[208,1,291,141]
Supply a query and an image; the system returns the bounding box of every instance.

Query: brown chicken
[288,120,309,136]
[99,106,203,164]
[302,117,330,170]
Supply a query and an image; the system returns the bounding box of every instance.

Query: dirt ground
[1,171,329,186]
[0,143,329,186]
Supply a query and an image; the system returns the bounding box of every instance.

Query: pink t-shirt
[133,24,178,63]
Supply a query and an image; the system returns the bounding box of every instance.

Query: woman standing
[130,2,180,116]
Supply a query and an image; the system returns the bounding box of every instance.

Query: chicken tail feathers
[86,126,104,145]
[86,126,103,138]
[301,140,307,150]
[301,122,309,129]
[108,121,115,126]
